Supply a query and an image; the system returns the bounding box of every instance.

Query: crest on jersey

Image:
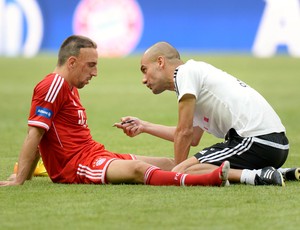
[93,158,106,167]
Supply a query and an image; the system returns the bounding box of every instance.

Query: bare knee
[131,160,150,183]
[106,159,151,184]
[172,157,199,173]
[172,164,189,173]
[158,157,175,171]
[135,155,175,171]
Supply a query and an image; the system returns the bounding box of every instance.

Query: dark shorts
[194,129,289,169]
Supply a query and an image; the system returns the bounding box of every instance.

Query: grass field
[0,55,299,230]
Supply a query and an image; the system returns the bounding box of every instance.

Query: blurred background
[1,6,300,228]
[1,0,300,58]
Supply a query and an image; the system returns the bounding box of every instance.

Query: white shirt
[174,60,285,138]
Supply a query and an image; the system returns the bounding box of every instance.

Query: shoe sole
[220,161,230,187]
[295,168,300,180]
[278,171,286,187]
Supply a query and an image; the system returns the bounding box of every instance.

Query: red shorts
[76,149,136,184]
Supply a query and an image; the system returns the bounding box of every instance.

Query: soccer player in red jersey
[0,35,229,187]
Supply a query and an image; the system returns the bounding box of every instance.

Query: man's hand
[7,173,17,181]
[0,126,45,187]
[113,116,144,137]
[0,174,21,186]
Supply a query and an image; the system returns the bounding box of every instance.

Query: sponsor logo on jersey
[35,106,53,119]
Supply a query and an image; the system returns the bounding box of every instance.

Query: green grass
[0,55,299,230]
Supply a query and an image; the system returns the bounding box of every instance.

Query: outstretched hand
[113,116,144,137]
[0,174,19,186]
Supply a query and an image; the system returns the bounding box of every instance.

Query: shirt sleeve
[28,74,65,131]
[174,62,204,102]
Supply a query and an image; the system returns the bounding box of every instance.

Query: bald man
[115,41,299,186]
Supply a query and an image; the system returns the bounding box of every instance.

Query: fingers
[126,125,140,137]
[120,116,136,124]
[121,122,139,137]
[7,173,16,181]
[0,174,17,186]
[0,181,15,186]
[114,121,140,137]
[113,116,143,137]
[113,116,137,127]
[113,119,135,128]
[113,116,140,128]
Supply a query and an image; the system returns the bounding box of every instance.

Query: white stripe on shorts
[198,137,254,163]
[253,137,289,150]
[77,164,103,181]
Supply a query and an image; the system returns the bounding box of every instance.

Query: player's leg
[105,159,149,184]
[173,129,286,186]
[175,156,285,186]
[105,159,229,186]
[81,150,228,186]
[173,156,243,183]
[107,150,175,171]
[135,155,175,171]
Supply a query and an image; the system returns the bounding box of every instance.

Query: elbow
[175,128,194,142]
[191,136,200,146]
[190,141,198,147]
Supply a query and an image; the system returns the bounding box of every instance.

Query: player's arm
[174,94,196,165]
[114,116,176,141]
[130,118,204,144]
[0,126,45,186]
[115,116,203,144]
[138,121,176,141]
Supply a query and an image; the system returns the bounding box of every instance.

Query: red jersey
[28,73,106,183]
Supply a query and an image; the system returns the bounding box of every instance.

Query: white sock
[240,169,262,185]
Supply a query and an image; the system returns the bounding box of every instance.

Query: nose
[142,75,147,85]
[92,67,98,77]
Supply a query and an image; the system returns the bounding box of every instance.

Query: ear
[67,56,76,69]
[157,56,165,69]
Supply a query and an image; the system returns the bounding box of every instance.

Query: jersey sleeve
[28,74,65,131]
[174,62,204,102]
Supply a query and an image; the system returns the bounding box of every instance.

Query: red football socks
[144,165,222,186]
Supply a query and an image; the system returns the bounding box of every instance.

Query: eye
[88,63,96,67]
